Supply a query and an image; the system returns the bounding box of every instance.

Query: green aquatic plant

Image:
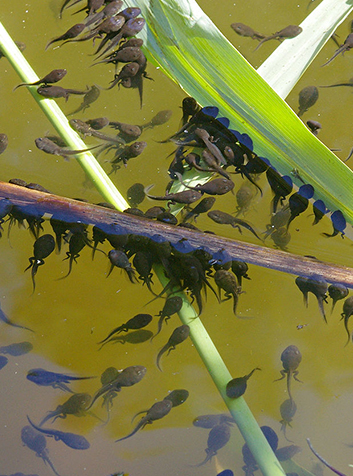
[124,0,353,238]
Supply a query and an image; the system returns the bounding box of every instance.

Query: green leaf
[125,0,353,235]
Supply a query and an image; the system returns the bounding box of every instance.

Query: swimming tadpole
[21,425,61,476]
[115,399,173,442]
[27,416,90,450]
[274,345,302,404]
[194,423,231,466]
[226,368,261,399]
[214,269,242,315]
[98,313,152,347]
[39,392,92,426]
[341,295,353,346]
[328,284,348,313]
[279,398,297,442]
[151,296,183,341]
[156,324,190,371]
[26,368,95,393]
[25,234,55,293]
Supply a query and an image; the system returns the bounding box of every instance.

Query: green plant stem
[0,18,285,476]
[0,21,128,212]
[154,264,285,476]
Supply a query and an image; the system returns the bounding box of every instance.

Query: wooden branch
[1,181,353,286]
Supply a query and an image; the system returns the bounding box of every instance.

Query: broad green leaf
[259,0,353,98]
[125,0,353,236]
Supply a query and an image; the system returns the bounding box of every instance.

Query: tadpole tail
[43,454,62,476]
[59,0,74,18]
[131,409,148,423]
[156,343,169,371]
[254,36,273,51]
[286,372,294,405]
[320,83,353,88]
[0,307,34,332]
[239,167,263,196]
[115,418,146,442]
[321,45,345,66]
[58,256,74,280]
[150,315,165,343]
[280,419,294,443]
[95,33,123,59]
[342,314,351,347]
[316,297,327,323]
[31,262,39,293]
[235,218,263,242]
[39,411,57,427]
[232,293,239,315]
[106,263,114,278]
[126,268,137,284]
[97,325,124,345]
[86,382,114,410]
[144,279,159,297]
[192,450,214,467]
[45,38,61,50]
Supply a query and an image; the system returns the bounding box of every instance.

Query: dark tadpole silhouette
[26,368,95,392]
[150,296,183,341]
[163,389,189,407]
[156,324,190,371]
[21,425,61,476]
[322,32,353,66]
[25,234,55,292]
[98,313,152,346]
[323,210,346,237]
[115,399,172,442]
[27,416,90,450]
[0,341,33,356]
[255,25,302,51]
[287,184,314,229]
[107,249,136,283]
[226,368,261,399]
[46,23,86,49]
[39,392,92,426]
[275,345,302,404]
[341,296,353,346]
[328,284,348,313]
[242,426,278,474]
[14,69,67,90]
[193,413,234,429]
[194,423,231,466]
[279,398,297,442]
[0,300,33,332]
[214,269,241,315]
[298,86,319,117]
[295,276,328,322]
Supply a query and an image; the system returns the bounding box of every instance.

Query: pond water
[1,0,353,475]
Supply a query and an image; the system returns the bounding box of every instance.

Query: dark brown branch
[1,181,353,286]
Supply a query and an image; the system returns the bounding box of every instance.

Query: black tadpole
[25,234,55,292]
[156,325,190,371]
[226,368,261,398]
[151,296,183,341]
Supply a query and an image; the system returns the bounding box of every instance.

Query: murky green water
[1,1,353,475]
